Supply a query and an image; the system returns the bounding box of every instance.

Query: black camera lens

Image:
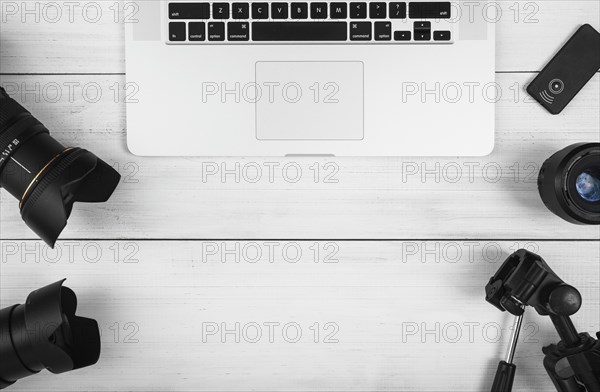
[538,143,600,224]
[0,280,101,389]
[0,86,120,246]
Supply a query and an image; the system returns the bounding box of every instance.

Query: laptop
[125,1,495,156]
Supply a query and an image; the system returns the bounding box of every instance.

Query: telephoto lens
[538,143,600,224]
[0,86,121,246]
[0,280,101,389]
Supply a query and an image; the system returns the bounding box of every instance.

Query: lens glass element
[575,170,600,202]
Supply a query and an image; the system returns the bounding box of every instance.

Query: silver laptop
[125,1,495,156]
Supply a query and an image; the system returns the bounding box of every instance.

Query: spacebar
[252,22,347,41]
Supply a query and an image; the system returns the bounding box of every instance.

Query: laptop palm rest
[255,61,364,141]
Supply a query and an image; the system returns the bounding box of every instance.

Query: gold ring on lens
[19,148,74,209]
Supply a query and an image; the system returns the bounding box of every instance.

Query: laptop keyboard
[167,1,454,43]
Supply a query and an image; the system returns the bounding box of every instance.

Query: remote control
[527,24,600,115]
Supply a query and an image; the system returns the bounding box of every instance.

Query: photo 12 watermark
[1,1,141,24]
[201,321,340,344]
[200,241,341,264]
[1,241,141,264]
[201,161,340,184]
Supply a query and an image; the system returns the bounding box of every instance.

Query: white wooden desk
[0,1,599,391]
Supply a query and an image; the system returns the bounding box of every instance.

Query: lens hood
[19,148,121,247]
[0,280,101,389]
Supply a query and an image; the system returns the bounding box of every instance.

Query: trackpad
[255,61,364,140]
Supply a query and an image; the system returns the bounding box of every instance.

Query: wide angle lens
[0,86,121,246]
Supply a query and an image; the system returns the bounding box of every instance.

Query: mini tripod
[485,249,600,392]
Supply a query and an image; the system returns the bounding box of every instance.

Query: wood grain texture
[1,240,598,392]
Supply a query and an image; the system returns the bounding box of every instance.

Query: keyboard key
[369,3,386,18]
[394,30,411,40]
[414,30,430,40]
[310,3,328,19]
[409,2,451,18]
[350,21,371,40]
[169,3,210,19]
[414,21,430,40]
[169,22,186,41]
[374,21,391,40]
[434,30,451,41]
[271,3,289,19]
[350,2,367,18]
[212,3,229,19]
[252,3,269,19]
[232,3,249,19]
[330,2,347,18]
[208,22,225,40]
[291,3,308,19]
[389,2,406,18]
[228,22,249,40]
[189,22,206,41]
[252,22,347,41]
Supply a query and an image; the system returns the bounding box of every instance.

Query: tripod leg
[543,345,586,392]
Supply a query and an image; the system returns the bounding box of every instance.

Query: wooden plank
[1,73,598,239]
[1,240,598,391]
[0,1,598,74]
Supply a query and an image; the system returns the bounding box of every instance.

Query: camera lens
[538,143,600,224]
[0,87,121,246]
[0,280,100,389]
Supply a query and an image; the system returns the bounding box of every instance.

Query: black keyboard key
[212,3,229,19]
[189,22,206,41]
[350,21,371,40]
[374,21,391,40]
[414,30,430,40]
[350,2,367,19]
[228,22,250,40]
[414,21,430,40]
[169,3,210,19]
[232,3,249,18]
[271,3,289,19]
[252,22,347,41]
[434,30,451,41]
[394,30,411,40]
[389,2,406,18]
[310,2,328,19]
[291,3,308,19]
[208,22,225,40]
[169,22,186,41]
[252,3,269,19]
[409,2,451,18]
[330,2,347,18]
[414,21,431,29]
[369,3,386,18]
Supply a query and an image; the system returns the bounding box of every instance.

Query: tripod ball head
[485,249,581,317]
